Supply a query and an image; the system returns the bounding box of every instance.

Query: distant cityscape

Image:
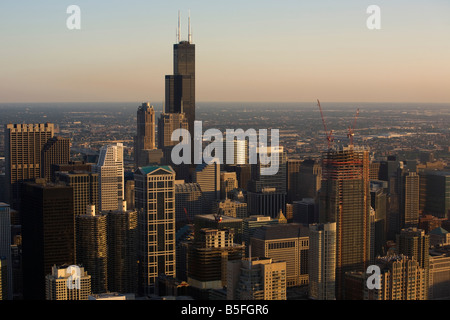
[0,11,450,303]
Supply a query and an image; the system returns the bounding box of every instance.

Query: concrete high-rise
[308,222,336,300]
[364,255,426,300]
[319,145,371,299]
[134,102,156,168]
[157,112,189,165]
[45,265,91,300]
[227,257,287,300]
[57,171,99,217]
[187,228,244,292]
[4,123,54,209]
[41,136,70,182]
[397,165,420,229]
[76,205,108,294]
[396,227,430,298]
[135,165,176,296]
[220,172,238,199]
[93,143,124,212]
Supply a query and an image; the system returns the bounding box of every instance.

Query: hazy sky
[1,0,449,103]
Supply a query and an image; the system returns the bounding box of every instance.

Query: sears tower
[165,11,195,137]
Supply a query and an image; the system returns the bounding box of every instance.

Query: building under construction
[319,144,371,300]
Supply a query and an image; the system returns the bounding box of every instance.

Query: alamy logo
[171,120,281,175]
[366,265,381,290]
[66,265,82,289]
[66,5,81,30]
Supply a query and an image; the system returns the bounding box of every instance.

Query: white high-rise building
[0,203,12,300]
[308,222,336,300]
[93,143,124,212]
[45,265,91,300]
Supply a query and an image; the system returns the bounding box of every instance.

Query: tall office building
[5,123,54,209]
[51,161,92,183]
[135,165,176,296]
[57,171,99,217]
[227,257,287,300]
[286,159,302,202]
[247,146,287,218]
[396,227,430,298]
[297,159,322,200]
[157,112,189,164]
[193,161,220,215]
[319,145,371,299]
[308,222,336,300]
[250,223,309,287]
[106,201,138,294]
[134,102,156,168]
[76,205,108,294]
[45,265,91,300]
[242,215,281,251]
[429,247,450,300]
[364,255,426,300]
[165,20,195,137]
[41,136,70,182]
[194,214,244,245]
[20,179,75,300]
[0,203,12,300]
[397,165,420,229]
[370,181,388,257]
[174,180,202,229]
[220,172,238,199]
[93,143,124,212]
[422,171,450,219]
[212,198,248,219]
[292,198,317,225]
[187,228,244,291]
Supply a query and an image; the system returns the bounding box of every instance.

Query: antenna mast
[188,10,192,43]
[178,10,181,43]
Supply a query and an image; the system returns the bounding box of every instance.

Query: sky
[0,0,449,103]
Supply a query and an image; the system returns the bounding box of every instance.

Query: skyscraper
[364,255,426,300]
[76,205,108,294]
[187,228,244,293]
[227,257,287,300]
[174,180,202,229]
[308,222,336,300]
[157,112,189,155]
[250,223,309,287]
[247,146,287,218]
[135,165,176,296]
[4,123,54,209]
[106,201,138,294]
[396,227,430,298]
[20,179,75,300]
[57,171,99,217]
[41,136,70,182]
[134,102,156,168]
[193,161,220,215]
[0,203,12,300]
[45,265,91,300]
[165,15,195,137]
[397,165,420,229]
[422,171,450,219]
[319,145,371,299]
[93,143,124,212]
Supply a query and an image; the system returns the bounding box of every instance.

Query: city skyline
[0,1,449,103]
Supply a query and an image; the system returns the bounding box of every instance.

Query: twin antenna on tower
[177,10,192,43]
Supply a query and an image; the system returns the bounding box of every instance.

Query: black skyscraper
[165,15,195,137]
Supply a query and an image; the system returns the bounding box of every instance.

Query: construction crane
[317,99,334,149]
[347,108,360,146]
